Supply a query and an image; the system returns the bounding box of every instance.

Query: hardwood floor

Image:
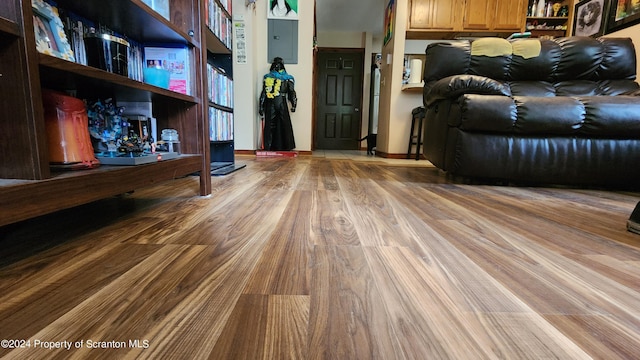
[1,155,639,359]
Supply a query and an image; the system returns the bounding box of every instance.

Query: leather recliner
[422,36,640,187]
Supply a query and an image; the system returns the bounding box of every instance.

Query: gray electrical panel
[268,19,298,64]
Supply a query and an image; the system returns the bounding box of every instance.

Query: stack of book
[205,0,232,49]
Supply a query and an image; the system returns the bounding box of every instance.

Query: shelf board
[0,16,19,37]
[402,83,424,92]
[38,54,199,103]
[205,29,231,54]
[0,155,202,227]
[53,0,195,45]
[527,16,569,22]
[208,102,233,112]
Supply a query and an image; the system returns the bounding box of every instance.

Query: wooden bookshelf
[0,0,213,226]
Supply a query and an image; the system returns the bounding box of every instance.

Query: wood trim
[235,150,313,156]
[0,155,202,227]
[374,150,425,159]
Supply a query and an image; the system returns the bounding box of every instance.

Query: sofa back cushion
[423,37,637,85]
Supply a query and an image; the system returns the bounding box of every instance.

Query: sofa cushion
[458,94,515,131]
[599,80,640,95]
[598,37,637,80]
[457,94,640,137]
[555,80,600,96]
[423,42,471,83]
[509,81,556,97]
[425,75,511,106]
[514,97,585,134]
[580,96,640,136]
[509,39,561,82]
[554,37,603,81]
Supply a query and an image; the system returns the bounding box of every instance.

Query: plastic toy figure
[259,57,297,151]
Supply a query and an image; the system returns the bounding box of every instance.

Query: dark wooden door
[315,50,363,150]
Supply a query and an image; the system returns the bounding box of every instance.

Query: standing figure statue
[259,57,297,151]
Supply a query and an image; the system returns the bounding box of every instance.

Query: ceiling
[314,0,385,36]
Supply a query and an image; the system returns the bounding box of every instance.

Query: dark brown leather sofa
[422,36,640,187]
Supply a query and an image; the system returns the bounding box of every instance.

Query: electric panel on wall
[267,19,298,64]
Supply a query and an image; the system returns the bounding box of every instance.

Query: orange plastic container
[42,90,100,169]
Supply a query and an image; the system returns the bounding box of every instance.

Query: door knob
[355,108,360,112]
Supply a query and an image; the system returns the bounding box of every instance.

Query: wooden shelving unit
[203,0,241,176]
[0,16,19,36]
[526,16,570,37]
[525,0,573,38]
[0,0,215,227]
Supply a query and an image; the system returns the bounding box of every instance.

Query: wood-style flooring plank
[307,245,400,359]
[332,161,415,247]
[206,294,269,359]
[309,190,360,246]
[363,246,591,359]
[263,295,309,360]
[243,190,312,295]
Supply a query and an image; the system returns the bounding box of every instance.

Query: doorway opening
[313,48,364,150]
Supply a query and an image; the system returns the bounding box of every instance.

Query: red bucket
[42,90,100,169]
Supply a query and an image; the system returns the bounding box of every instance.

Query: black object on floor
[628,201,640,235]
[407,106,426,160]
[211,162,246,176]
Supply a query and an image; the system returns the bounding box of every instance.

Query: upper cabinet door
[492,0,527,31]
[409,0,458,31]
[463,0,493,30]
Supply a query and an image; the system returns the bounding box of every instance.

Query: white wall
[232,0,314,151]
[316,32,365,48]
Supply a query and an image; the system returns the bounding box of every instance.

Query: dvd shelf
[205,0,232,50]
[205,0,242,176]
[207,63,233,109]
[209,106,233,142]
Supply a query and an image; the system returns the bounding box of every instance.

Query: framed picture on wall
[267,0,298,20]
[606,0,640,33]
[31,0,75,61]
[572,0,610,37]
[383,0,395,46]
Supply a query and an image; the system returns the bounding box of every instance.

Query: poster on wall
[267,0,298,20]
[383,0,395,46]
[234,22,247,64]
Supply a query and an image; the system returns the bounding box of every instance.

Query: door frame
[312,47,366,151]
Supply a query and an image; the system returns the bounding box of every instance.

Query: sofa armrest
[424,75,511,107]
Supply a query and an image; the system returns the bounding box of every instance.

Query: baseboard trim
[234,150,313,156]
[375,150,425,160]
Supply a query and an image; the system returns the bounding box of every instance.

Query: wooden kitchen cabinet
[408,0,459,31]
[407,0,527,38]
[493,0,528,30]
[463,0,492,30]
